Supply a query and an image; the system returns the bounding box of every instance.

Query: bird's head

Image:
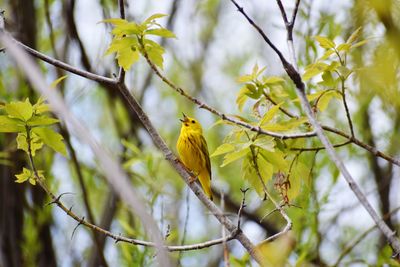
[180,113,203,133]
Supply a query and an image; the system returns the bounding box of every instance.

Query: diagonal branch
[0,31,173,267]
[0,27,263,264]
[7,32,400,166]
[140,42,315,140]
[230,0,400,256]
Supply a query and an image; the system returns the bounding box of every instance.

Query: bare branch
[9,35,115,84]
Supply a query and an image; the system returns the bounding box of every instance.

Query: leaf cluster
[104,14,176,71]
[0,98,66,184]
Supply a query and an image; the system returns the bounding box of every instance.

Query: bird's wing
[200,135,212,180]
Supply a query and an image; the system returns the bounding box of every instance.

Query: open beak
[180,112,188,123]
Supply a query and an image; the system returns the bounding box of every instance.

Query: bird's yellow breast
[177,131,206,175]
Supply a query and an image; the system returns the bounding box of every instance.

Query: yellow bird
[177,113,213,201]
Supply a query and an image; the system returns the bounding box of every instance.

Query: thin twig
[117,0,125,83]
[249,146,292,243]
[221,193,231,267]
[333,207,400,266]
[0,29,263,264]
[340,77,355,137]
[230,0,400,255]
[0,33,173,266]
[178,188,190,262]
[10,35,115,84]
[139,40,315,140]
[6,33,399,166]
[263,91,297,118]
[290,141,351,152]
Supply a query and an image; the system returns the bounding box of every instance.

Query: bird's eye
[191,120,195,123]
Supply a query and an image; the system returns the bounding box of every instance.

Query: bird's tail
[198,172,213,201]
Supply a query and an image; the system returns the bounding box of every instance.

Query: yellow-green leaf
[237,74,253,83]
[144,13,168,24]
[27,116,59,127]
[263,76,285,85]
[221,147,250,167]
[101,18,128,26]
[15,167,33,184]
[50,75,68,89]
[16,132,43,156]
[255,234,295,266]
[211,143,235,157]
[315,36,336,49]
[317,90,340,111]
[0,115,24,132]
[33,97,50,114]
[253,136,275,151]
[5,99,33,121]
[260,103,283,126]
[337,43,351,52]
[260,150,288,172]
[145,28,176,38]
[346,27,362,44]
[32,128,66,156]
[236,86,249,112]
[117,47,140,71]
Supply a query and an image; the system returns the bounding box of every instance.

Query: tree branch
[0,27,263,265]
[230,0,400,256]
[0,32,173,266]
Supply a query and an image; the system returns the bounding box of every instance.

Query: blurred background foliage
[0,0,400,266]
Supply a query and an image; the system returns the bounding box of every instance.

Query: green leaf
[16,132,43,156]
[320,50,335,60]
[260,103,283,126]
[302,62,329,81]
[145,28,176,38]
[111,22,142,36]
[352,39,369,48]
[27,116,59,127]
[118,47,140,71]
[33,97,50,114]
[260,150,288,172]
[287,161,309,200]
[102,18,128,26]
[121,139,141,155]
[211,143,235,157]
[346,27,362,44]
[315,36,336,49]
[252,137,275,151]
[50,75,68,89]
[320,71,335,87]
[236,86,249,112]
[106,37,138,55]
[144,13,168,24]
[221,147,250,167]
[317,90,341,111]
[237,74,253,83]
[337,66,352,79]
[337,43,351,52]
[5,99,33,121]
[0,115,24,132]
[244,84,261,99]
[263,76,285,85]
[142,39,165,69]
[32,128,67,156]
[15,167,33,184]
